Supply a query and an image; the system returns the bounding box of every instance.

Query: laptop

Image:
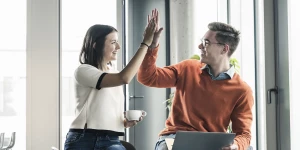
[167,131,235,150]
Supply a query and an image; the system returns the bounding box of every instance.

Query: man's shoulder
[178,59,205,68]
[232,74,252,93]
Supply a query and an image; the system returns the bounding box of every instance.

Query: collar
[201,64,235,79]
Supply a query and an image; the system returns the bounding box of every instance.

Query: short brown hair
[208,22,240,56]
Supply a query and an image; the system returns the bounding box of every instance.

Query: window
[229,0,256,149]
[193,0,257,149]
[288,0,300,149]
[193,0,219,55]
[0,0,26,149]
[61,0,118,149]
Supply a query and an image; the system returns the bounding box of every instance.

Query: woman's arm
[99,9,159,88]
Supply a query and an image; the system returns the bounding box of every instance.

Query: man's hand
[222,144,238,150]
[148,9,163,48]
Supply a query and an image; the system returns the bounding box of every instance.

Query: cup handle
[142,111,147,117]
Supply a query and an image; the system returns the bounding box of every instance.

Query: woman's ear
[93,42,96,49]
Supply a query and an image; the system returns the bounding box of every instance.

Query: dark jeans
[64,131,126,150]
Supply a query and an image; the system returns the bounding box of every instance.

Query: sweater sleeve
[137,47,181,88]
[231,89,254,150]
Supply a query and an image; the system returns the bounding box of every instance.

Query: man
[138,22,254,150]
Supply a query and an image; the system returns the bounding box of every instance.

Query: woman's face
[103,31,120,63]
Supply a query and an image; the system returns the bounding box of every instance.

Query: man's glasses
[201,39,226,47]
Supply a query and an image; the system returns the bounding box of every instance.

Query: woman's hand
[123,113,145,128]
[142,9,158,46]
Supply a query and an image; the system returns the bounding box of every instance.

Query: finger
[147,18,154,28]
[150,19,155,27]
[147,19,153,29]
[148,15,150,23]
[222,145,232,150]
[149,17,154,23]
[157,27,163,34]
[133,121,138,125]
[151,22,157,33]
[138,116,143,122]
[155,14,159,31]
[152,9,154,18]
[156,10,159,25]
[154,27,163,35]
[151,20,155,27]
[222,147,230,150]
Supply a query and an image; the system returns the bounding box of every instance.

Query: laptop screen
[172,131,235,150]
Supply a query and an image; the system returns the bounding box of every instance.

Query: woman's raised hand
[142,9,158,46]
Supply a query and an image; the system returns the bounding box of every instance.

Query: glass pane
[193,0,218,55]
[193,1,256,148]
[229,0,257,149]
[61,0,117,149]
[0,0,26,149]
[289,0,300,149]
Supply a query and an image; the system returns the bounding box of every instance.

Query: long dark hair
[79,24,118,70]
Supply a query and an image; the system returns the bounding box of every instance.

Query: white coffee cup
[125,110,147,121]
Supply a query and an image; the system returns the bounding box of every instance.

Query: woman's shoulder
[76,64,118,73]
[77,64,96,69]
[74,64,103,78]
[75,64,102,72]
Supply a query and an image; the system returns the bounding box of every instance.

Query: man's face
[198,30,226,65]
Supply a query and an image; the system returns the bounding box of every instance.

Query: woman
[64,9,159,150]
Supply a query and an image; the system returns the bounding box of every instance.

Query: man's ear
[222,44,230,54]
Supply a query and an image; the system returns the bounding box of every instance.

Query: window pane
[0,0,26,149]
[193,0,219,55]
[229,0,257,149]
[61,0,117,149]
[289,0,300,149]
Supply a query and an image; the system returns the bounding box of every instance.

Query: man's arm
[231,89,254,150]
[137,47,180,88]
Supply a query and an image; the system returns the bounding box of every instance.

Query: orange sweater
[137,47,254,150]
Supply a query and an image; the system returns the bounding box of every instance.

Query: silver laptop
[171,131,235,150]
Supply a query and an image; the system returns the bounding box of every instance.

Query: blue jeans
[64,131,126,150]
[154,134,176,150]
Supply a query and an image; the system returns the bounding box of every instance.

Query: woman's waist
[69,128,124,137]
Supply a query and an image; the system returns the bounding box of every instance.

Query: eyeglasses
[201,39,226,48]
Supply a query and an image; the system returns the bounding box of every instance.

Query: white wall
[27,0,60,149]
